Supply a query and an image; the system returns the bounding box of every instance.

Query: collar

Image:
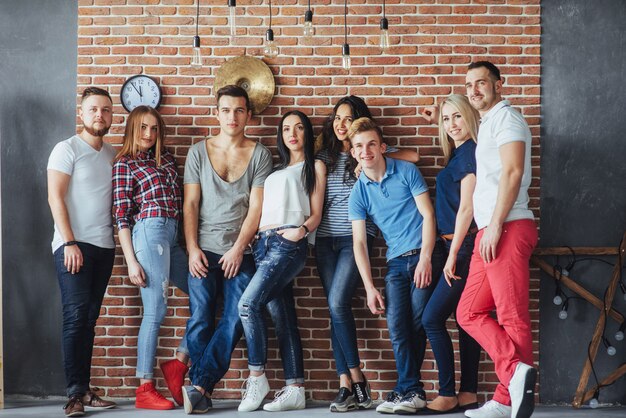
[361,156,395,184]
[480,99,511,124]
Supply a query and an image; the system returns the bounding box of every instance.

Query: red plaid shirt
[113,149,182,230]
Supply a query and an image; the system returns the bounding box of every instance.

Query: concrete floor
[1,400,624,418]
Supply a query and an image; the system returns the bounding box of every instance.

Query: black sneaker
[330,387,357,412]
[352,377,373,409]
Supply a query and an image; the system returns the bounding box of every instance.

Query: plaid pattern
[113,149,182,230]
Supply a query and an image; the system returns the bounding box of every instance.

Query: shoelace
[387,392,401,403]
[241,378,257,400]
[63,396,81,410]
[354,383,364,401]
[271,387,289,403]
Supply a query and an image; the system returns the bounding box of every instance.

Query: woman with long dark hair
[315,96,419,412]
[237,110,326,412]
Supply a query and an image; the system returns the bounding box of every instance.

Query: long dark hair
[320,95,372,181]
[276,110,317,196]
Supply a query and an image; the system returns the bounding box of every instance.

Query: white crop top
[259,161,314,244]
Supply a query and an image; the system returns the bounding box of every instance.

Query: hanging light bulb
[589,391,600,409]
[379,17,390,53]
[264,29,278,58]
[616,323,625,341]
[553,294,563,306]
[379,0,389,53]
[340,0,351,70]
[303,0,314,43]
[191,35,202,69]
[342,43,351,70]
[263,0,278,58]
[228,0,237,41]
[190,0,202,68]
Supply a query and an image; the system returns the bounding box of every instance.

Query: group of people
[48,60,537,418]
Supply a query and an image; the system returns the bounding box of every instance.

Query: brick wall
[77,0,541,401]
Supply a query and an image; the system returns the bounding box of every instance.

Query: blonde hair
[115,106,166,165]
[347,117,383,144]
[437,94,480,164]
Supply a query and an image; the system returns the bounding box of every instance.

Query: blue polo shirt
[435,140,477,235]
[348,158,429,261]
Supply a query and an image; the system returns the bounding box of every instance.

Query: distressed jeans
[238,227,307,385]
[54,242,114,397]
[132,217,188,379]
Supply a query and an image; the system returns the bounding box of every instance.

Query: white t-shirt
[259,161,315,244]
[473,100,534,229]
[47,135,116,252]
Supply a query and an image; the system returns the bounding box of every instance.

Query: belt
[400,248,419,257]
[440,227,479,242]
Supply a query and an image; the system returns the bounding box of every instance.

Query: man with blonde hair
[348,118,437,415]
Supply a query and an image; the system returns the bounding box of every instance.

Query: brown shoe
[82,389,117,409]
[63,396,85,417]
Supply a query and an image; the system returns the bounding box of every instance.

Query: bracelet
[300,224,310,237]
[63,241,78,247]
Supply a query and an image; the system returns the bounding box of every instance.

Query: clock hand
[131,82,141,96]
[139,85,143,98]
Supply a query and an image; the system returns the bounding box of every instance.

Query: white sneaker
[465,400,512,418]
[263,386,306,412]
[509,362,537,418]
[238,374,270,412]
[392,391,426,414]
[376,391,402,414]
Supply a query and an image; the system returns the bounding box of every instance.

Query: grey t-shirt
[184,140,272,254]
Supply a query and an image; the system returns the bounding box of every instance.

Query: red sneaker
[135,382,174,410]
[160,359,189,406]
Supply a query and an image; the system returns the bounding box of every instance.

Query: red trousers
[457,219,538,405]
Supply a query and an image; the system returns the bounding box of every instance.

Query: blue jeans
[316,235,373,377]
[132,217,189,378]
[238,227,307,385]
[54,242,114,397]
[423,237,481,396]
[187,250,256,391]
[385,250,440,395]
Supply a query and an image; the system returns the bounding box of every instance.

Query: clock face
[120,75,162,112]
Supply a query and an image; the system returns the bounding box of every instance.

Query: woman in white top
[237,110,326,413]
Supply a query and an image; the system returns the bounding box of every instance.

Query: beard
[83,123,110,137]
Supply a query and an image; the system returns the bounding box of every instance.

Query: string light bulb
[558,301,568,320]
[191,0,202,68]
[379,0,389,53]
[589,390,600,409]
[615,323,625,341]
[228,0,237,41]
[603,337,617,356]
[303,0,314,43]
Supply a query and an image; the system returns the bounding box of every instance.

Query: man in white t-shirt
[47,87,117,417]
[456,62,538,418]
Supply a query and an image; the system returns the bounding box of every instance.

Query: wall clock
[120,75,162,112]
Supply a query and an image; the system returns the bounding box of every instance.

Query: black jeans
[54,242,114,397]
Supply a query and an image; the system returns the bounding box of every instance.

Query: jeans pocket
[276,234,300,247]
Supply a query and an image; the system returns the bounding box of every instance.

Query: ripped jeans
[238,227,307,384]
[132,217,187,379]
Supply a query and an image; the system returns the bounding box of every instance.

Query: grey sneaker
[375,391,402,414]
[330,387,357,412]
[393,391,426,414]
[509,362,536,418]
[182,385,212,415]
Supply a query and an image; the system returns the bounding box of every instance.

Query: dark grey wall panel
[0,1,78,396]
[541,0,626,404]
